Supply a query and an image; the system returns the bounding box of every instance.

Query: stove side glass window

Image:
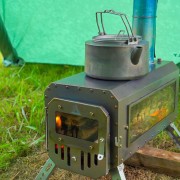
[129,83,176,143]
[55,112,98,143]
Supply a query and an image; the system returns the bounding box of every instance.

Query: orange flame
[56,115,62,128]
[55,144,58,149]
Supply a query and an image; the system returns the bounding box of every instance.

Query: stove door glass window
[129,83,176,143]
[55,112,98,143]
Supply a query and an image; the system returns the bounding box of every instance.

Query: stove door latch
[98,137,105,160]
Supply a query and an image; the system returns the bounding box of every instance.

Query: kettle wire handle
[96,10,135,40]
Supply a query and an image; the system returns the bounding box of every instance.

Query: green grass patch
[0,63,83,172]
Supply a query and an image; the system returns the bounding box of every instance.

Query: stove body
[45,61,179,178]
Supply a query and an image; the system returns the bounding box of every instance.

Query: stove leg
[110,163,126,180]
[35,158,56,180]
[166,123,180,148]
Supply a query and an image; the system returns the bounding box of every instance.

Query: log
[125,146,180,177]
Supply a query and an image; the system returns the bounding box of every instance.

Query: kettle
[85,10,149,80]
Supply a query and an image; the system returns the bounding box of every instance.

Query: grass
[0,53,179,173]
[0,57,83,171]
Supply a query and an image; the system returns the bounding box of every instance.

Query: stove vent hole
[55,144,58,154]
[61,146,64,160]
[87,153,91,168]
[81,151,84,170]
[67,147,71,166]
[94,154,98,166]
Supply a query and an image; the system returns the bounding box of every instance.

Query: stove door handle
[98,137,105,160]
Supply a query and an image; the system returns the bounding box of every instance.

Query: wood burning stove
[36,61,178,180]
[36,3,180,180]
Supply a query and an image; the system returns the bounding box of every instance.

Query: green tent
[0,0,180,65]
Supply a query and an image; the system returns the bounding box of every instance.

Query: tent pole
[0,15,22,66]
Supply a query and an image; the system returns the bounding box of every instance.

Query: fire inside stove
[55,112,98,142]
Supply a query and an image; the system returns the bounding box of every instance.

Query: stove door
[46,98,110,179]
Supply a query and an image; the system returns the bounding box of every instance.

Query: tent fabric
[0,0,180,65]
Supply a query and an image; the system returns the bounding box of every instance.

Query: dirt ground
[0,148,179,180]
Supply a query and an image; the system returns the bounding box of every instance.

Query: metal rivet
[72,156,76,162]
[111,96,114,99]
[114,105,118,109]
[58,137,62,142]
[102,90,106,94]
[119,136,122,139]
[124,126,129,130]
[100,138,104,142]
[58,105,62,109]
[90,112,94,116]
[65,85,69,89]
[157,58,162,64]
[46,164,52,171]
[89,146,93,150]
[45,107,48,109]
[121,158,124,162]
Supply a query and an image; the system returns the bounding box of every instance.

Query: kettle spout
[131,46,143,65]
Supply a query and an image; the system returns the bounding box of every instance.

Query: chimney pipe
[132,0,158,66]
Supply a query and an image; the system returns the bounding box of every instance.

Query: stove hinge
[115,136,123,148]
